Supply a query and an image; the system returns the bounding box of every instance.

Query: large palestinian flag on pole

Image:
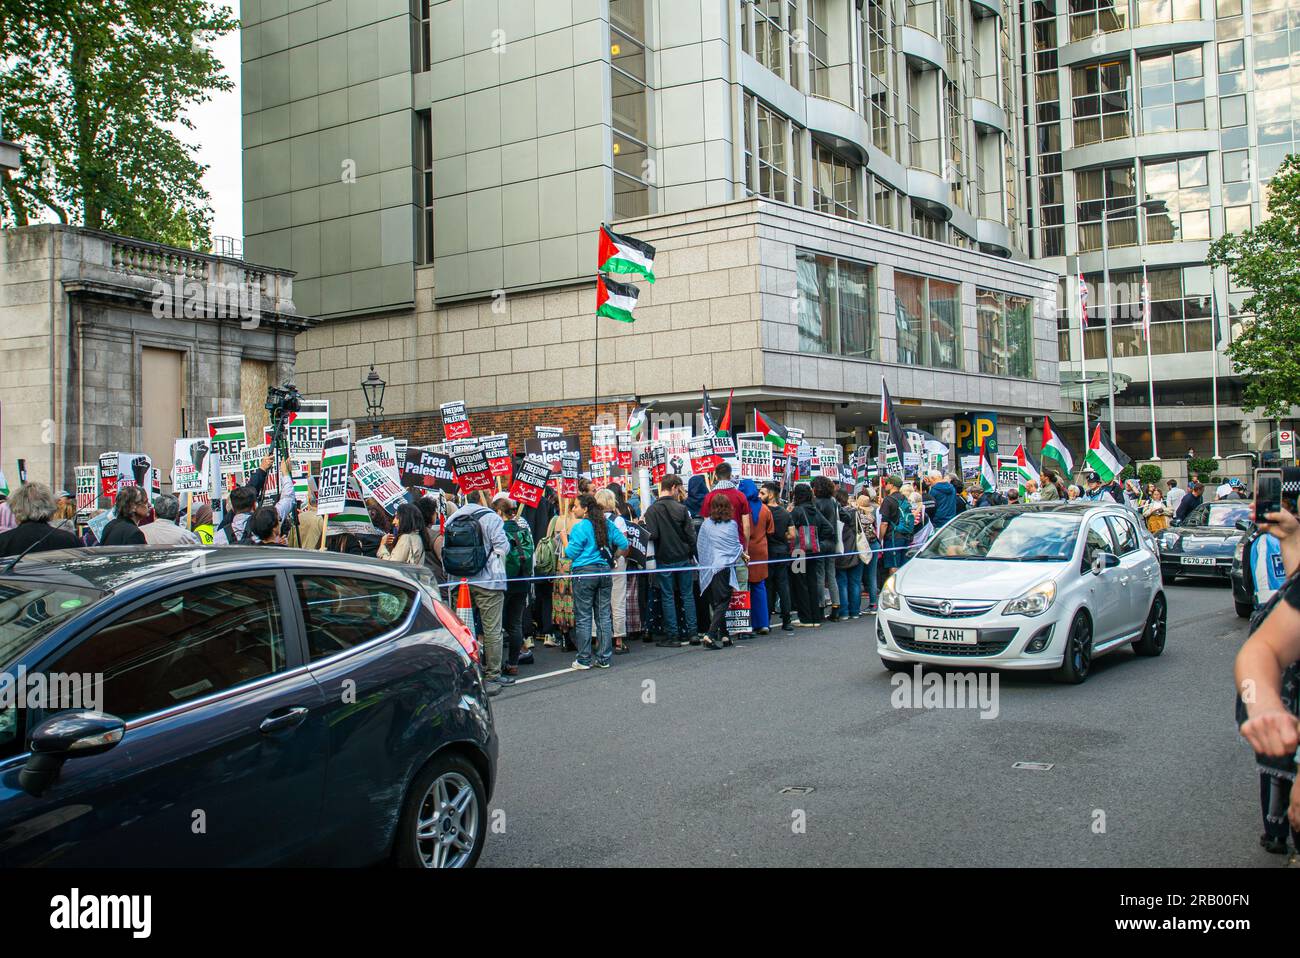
[1013,443,1038,496]
[1040,415,1075,475]
[596,274,639,323]
[598,225,656,283]
[716,389,734,438]
[754,409,788,451]
[1085,424,1130,482]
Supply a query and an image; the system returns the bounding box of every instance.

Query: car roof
[962,502,1115,515]
[0,546,423,595]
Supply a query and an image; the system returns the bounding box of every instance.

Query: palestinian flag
[879,377,908,472]
[716,389,734,438]
[1040,416,1075,475]
[1013,443,1038,496]
[596,274,639,323]
[1085,424,1130,483]
[1078,274,1089,327]
[979,439,997,492]
[627,401,654,442]
[700,386,717,435]
[754,409,788,451]
[598,224,656,283]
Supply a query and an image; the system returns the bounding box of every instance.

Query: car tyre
[1234,598,1253,619]
[1160,568,1178,586]
[1132,593,1167,657]
[395,752,486,869]
[881,657,913,674]
[1055,613,1092,684]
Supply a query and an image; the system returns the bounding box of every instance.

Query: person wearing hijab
[696,494,744,649]
[191,502,215,544]
[685,475,708,518]
[738,478,773,635]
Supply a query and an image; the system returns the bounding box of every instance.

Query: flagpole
[593,272,601,425]
[1211,283,1221,459]
[1142,263,1158,460]
[1077,273,1089,465]
[1101,211,1117,442]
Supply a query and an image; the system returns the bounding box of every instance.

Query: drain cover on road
[1011,761,1055,771]
[779,785,815,795]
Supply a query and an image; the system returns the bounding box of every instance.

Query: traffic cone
[456,578,474,633]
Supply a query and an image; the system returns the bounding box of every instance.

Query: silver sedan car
[876,503,1166,683]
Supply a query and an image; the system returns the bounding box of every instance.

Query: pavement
[479,578,1280,867]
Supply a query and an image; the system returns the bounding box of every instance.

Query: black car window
[1082,517,1115,569]
[294,575,416,662]
[1105,515,1139,556]
[50,576,286,721]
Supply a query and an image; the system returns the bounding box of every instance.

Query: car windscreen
[1189,503,1251,528]
[0,580,103,667]
[920,511,1082,561]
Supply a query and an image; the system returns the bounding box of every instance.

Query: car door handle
[260,706,310,734]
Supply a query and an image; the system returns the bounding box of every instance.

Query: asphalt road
[479,577,1275,867]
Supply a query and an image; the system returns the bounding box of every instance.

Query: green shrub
[1137,464,1164,486]
[1188,456,1219,483]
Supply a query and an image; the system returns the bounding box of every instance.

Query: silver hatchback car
[876,503,1166,683]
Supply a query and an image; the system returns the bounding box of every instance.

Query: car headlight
[1003,580,1057,617]
[879,574,901,611]
[1159,532,1179,550]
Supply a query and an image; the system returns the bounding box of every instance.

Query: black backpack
[443,510,489,577]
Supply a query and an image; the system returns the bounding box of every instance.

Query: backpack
[442,510,489,577]
[533,516,559,575]
[892,493,915,536]
[504,520,534,579]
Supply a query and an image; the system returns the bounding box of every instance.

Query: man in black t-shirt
[878,476,904,577]
[761,481,795,632]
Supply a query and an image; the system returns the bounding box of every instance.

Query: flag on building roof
[598,224,656,283]
[1085,424,1130,483]
[1041,415,1075,475]
[596,273,639,323]
[979,439,997,493]
[754,409,787,451]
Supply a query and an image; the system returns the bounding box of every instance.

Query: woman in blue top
[697,495,745,650]
[565,493,629,670]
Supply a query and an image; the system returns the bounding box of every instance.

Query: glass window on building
[752,0,786,79]
[796,251,878,359]
[1079,265,1213,358]
[1072,60,1131,145]
[1139,47,1205,134]
[944,79,968,212]
[1142,155,1210,242]
[609,0,646,37]
[413,0,431,73]
[862,0,896,157]
[1069,0,1129,42]
[1225,203,1252,233]
[611,26,651,219]
[755,101,792,201]
[812,142,859,219]
[415,110,433,265]
[910,204,945,241]
[807,0,831,98]
[907,0,939,36]
[872,179,898,228]
[894,271,963,370]
[1137,0,1201,24]
[977,289,1035,378]
[1056,278,1073,361]
[1076,163,1137,252]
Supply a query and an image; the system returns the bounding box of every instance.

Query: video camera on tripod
[265,383,302,459]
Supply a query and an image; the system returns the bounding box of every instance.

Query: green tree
[1207,152,1300,418]
[0,0,236,249]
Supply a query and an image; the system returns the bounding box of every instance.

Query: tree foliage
[1208,152,1300,418]
[0,0,236,249]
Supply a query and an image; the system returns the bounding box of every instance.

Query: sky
[189,24,243,245]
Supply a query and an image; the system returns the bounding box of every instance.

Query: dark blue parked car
[0,547,497,867]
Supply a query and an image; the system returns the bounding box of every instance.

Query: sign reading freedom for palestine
[441,401,472,441]
[509,455,553,508]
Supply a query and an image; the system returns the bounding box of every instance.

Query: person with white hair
[140,494,200,546]
[0,482,81,556]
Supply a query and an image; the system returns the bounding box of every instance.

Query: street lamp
[1098,197,1167,444]
[362,365,386,431]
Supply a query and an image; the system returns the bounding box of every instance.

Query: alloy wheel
[415,771,480,868]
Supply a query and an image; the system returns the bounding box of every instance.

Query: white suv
[876,503,1165,683]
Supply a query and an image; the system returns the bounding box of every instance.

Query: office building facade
[1024,0,1299,460]
[242,0,1060,453]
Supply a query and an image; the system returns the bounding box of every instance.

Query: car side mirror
[1091,552,1120,575]
[20,710,125,796]
[1235,518,1254,533]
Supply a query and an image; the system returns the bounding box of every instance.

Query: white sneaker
[570,660,592,671]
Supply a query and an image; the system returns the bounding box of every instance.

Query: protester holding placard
[564,493,628,670]
[759,482,796,633]
[492,493,534,677]
[739,478,773,635]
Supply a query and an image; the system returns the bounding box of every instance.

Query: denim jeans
[572,563,613,665]
[835,562,863,618]
[655,560,697,639]
[864,548,880,608]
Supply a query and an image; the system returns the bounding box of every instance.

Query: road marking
[513,667,583,685]
[1011,761,1054,771]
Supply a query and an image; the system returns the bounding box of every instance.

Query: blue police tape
[436,541,918,591]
